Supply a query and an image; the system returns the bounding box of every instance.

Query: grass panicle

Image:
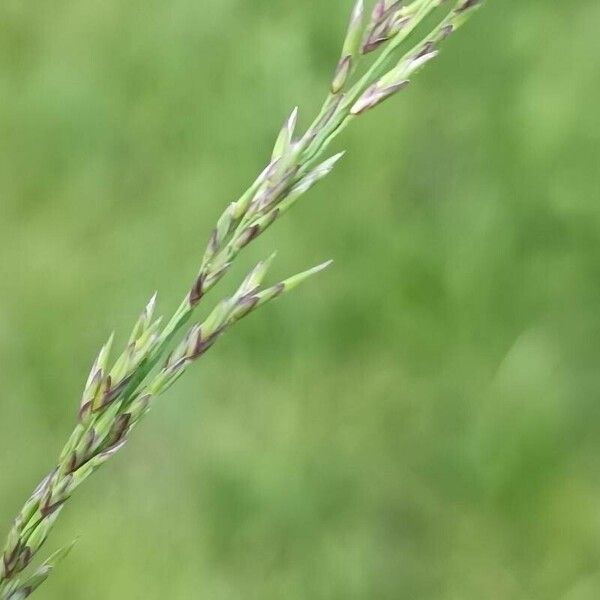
[0,1,483,597]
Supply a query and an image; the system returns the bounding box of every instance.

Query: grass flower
[0,1,483,597]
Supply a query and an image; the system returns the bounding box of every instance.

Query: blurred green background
[1,1,600,598]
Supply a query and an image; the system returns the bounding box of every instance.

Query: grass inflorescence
[0,1,483,597]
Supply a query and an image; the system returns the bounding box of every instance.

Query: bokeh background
[1,1,600,598]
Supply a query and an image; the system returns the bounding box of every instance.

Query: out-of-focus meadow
[1,1,600,598]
